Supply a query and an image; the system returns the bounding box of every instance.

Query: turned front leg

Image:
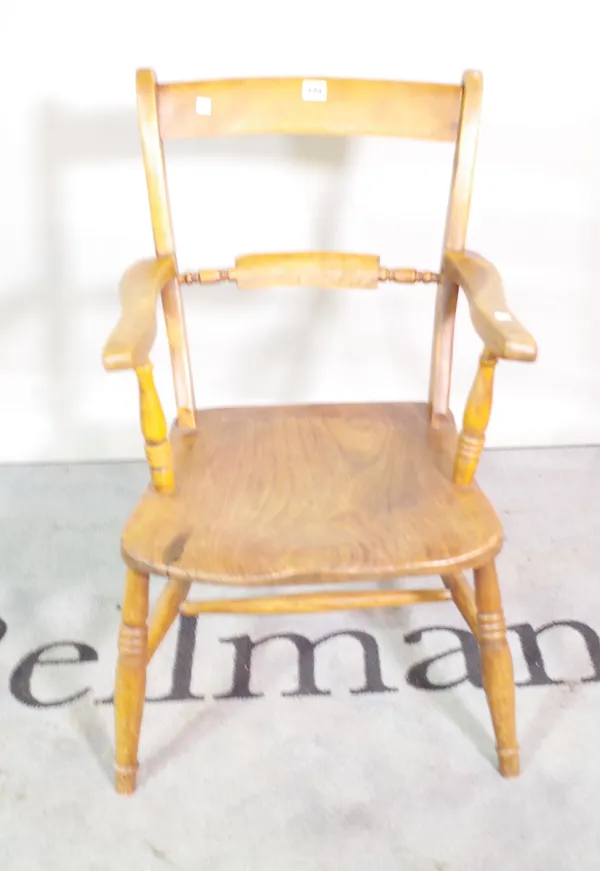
[115,568,150,794]
[453,349,497,486]
[135,362,174,494]
[474,560,519,777]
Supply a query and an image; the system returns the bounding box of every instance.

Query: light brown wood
[136,69,196,429]
[114,568,149,794]
[134,363,174,494]
[102,256,176,371]
[102,263,176,491]
[105,68,536,792]
[379,268,440,284]
[443,250,537,361]
[180,587,451,616]
[147,577,191,662]
[429,70,483,420]
[180,268,231,286]
[177,262,441,288]
[474,560,519,777]
[121,402,502,586]
[453,350,497,487]
[441,571,478,636]
[157,77,463,142]
[234,252,381,290]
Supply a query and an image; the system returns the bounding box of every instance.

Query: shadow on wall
[2,102,357,462]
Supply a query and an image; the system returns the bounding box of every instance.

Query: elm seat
[122,402,503,586]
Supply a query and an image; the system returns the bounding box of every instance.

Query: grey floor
[1,447,600,870]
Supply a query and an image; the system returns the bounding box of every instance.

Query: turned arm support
[453,349,497,486]
[102,257,177,494]
[445,250,537,486]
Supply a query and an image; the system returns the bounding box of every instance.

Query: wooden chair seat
[122,402,502,586]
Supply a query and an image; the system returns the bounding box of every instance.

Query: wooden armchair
[102,69,537,794]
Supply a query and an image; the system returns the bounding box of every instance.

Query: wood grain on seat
[122,402,502,585]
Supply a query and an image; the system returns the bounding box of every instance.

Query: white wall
[1,0,599,463]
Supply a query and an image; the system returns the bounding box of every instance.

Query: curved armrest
[102,256,177,371]
[443,250,537,362]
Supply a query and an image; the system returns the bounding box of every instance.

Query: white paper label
[302,79,327,102]
[195,96,212,116]
[494,311,512,322]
